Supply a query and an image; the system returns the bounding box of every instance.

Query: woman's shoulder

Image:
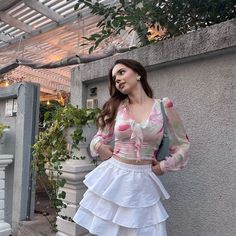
[118,98,129,109]
[155,97,174,108]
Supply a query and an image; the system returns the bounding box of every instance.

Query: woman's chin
[118,88,129,94]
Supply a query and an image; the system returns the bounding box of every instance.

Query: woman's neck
[128,91,150,105]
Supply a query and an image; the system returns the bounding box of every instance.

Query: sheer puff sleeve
[159,97,190,173]
[90,122,115,157]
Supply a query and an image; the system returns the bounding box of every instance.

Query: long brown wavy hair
[97,59,153,129]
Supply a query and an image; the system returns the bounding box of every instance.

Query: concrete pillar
[56,159,95,236]
[0,154,13,236]
[56,126,97,236]
[57,63,99,235]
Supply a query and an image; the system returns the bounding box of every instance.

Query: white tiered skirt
[73,157,170,236]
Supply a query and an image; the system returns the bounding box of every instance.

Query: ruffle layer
[84,158,170,208]
[73,207,167,236]
[73,158,170,236]
[80,190,168,228]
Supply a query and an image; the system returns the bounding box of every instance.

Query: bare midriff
[113,154,153,165]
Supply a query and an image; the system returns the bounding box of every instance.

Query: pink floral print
[90,97,190,172]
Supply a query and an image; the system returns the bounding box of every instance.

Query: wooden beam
[24,0,64,22]
[12,70,70,93]
[40,94,58,101]
[17,66,70,86]
[49,67,72,78]
[0,15,100,60]
[0,32,12,42]
[46,36,78,54]
[39,87,57,95]
[0,14,79,48]
[0,0,21,12]
[0,11,34,33]
[0,0,116,49]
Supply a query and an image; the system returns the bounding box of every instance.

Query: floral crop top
[90,97,190,172]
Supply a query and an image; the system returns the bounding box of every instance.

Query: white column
[56,157,96,236]
[56,125,98,236]
[0,155,13,236]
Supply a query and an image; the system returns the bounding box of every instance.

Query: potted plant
[32,104,100,231]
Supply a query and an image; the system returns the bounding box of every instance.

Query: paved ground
[16,214,56,236]
[15,190,55,236]
[15,191,92,236]
[16,214,93,236]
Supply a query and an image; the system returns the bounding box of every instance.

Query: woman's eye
[113,70,125,82]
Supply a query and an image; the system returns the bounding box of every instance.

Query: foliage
[39,101,62,131]
[32,104,100,230]
[75,0,236,53]
[0,123,9,138]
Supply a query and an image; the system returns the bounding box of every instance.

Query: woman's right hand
[152,159,165,176]
[97,144,113,161]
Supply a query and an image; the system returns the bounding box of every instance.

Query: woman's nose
[115,77,121,83]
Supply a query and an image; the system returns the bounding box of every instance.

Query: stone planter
[65,124,97,146]
[44,124,98,235]
[64,124,97,164]
[0,154,14,235]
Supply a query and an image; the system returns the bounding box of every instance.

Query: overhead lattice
[0,0,132,97]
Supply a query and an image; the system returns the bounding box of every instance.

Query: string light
[0,74,24,88]
[0,79,10,87]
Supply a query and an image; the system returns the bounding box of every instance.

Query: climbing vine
[32,104,100,230]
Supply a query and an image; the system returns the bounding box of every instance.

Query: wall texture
[0,82,40,231]
[71,19,236,236]
[0,100,16,224]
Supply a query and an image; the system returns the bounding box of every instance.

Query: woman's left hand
[152,159,164,176]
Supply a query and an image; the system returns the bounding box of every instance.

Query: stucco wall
[0,82,40,231]
[0,100,16,224]
[71,19,236,236]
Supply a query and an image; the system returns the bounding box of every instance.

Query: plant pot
[64,124,97,161]
[64,124,97,146]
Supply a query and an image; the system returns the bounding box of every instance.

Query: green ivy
[75,0,236,53]
[32,104,100,231]
[39,101,62,131]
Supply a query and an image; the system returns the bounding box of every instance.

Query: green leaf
[58,191,66,199]
[79,43,89,47]
[89,46,95,54]
[58,179,66,187]
[81,36,93,41]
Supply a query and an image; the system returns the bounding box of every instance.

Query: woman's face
[112,63,140,94]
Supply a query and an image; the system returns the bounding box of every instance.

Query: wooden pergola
[0,0,133,102]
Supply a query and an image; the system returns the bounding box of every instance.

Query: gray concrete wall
[0,82,40,232]
[0,100,16,224]
[71,19,236,236]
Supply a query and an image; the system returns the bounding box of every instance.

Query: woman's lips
[119,83,125,89]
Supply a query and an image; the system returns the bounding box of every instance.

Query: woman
[73,59,190,236]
